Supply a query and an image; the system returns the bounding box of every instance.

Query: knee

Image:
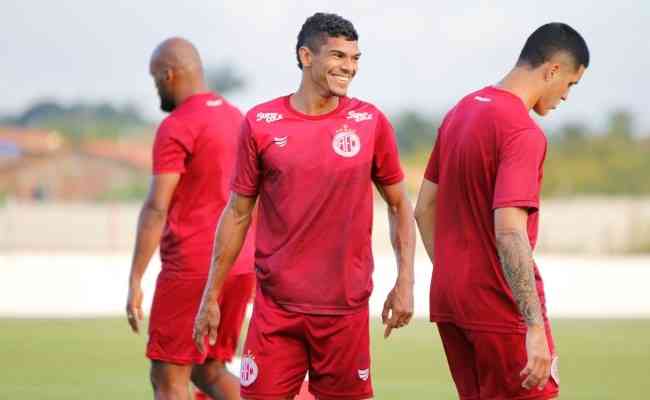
[191,360,228,386]
[150,366,188,398]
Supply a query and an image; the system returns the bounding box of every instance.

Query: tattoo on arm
[496,231,543,326]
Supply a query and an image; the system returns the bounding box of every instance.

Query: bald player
[126,37,256,400]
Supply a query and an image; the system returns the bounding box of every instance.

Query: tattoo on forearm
[496,231,543,326]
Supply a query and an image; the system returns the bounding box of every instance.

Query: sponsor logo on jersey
[240,351,259,387]
[358,368,370,381]
[256,112,283,123]
[272,136,288,147]
[206,99,223,107]
[347,110,373,122]
[332,125,361,158]
[474,96,492,103]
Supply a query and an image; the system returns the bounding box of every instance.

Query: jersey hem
[430,314,533,334]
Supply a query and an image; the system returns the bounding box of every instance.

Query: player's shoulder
[245,96,287,125]
[340,97,388,123]
[156,113,184,136]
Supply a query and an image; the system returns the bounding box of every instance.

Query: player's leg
[435,322,481,400]
[239,287,308,399]
[147,275,213,399]
[467,321,559,400]
[191,273,256,399]
[150,360,193,400]
[305,306,373,400]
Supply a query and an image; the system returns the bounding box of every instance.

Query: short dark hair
[295,12,358,70]
[518,23,590,70]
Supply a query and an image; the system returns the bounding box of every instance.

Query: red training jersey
[232,95,404,315]
[425,86,548,333]
[152,92,255,279]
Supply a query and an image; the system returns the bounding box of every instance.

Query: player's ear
[543,62,560,82]
[164,68,174,83]
[299,46,313,69]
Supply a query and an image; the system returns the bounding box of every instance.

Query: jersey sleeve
[493,129,547,211]
[231,118,261,197]
[152,116,193,174]
[372,112,404,186]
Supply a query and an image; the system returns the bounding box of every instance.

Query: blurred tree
[205,64,246,95]
[391,110,439,153]
[5,100,147,140]
[607,109,635,139]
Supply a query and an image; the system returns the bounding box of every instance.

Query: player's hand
[193,300,221,354]
[126,285,144,334]
[520,324,552,390]
[381,280,414,338]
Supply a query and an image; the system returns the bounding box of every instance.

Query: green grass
[1,318,649,399]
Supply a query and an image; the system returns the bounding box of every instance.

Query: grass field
[1,318,649,399]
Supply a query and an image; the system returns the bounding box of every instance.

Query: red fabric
[424,86,549,333]
[152,92,254,278]
[437,322,559,400]
[232,95,403,315]
[147,272,255,364]
[240,287,373,399]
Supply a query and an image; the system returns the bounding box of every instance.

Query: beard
[159,95,176,113]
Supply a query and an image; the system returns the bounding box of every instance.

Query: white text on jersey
[257,112,283,123]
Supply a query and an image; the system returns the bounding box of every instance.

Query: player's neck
[496,68,542,111]
[175,82,211,106]
[291,80,340,116]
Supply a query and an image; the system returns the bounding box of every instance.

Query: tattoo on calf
[496,231,543,326]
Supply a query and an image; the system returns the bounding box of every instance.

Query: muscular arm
[201,192,256,302]
[193,192,256,351]
[494,207,543,326]
[129,174,179,284]
[376,182,415,285]
[376,181,415,337]
[126,173,179,332]
[414,180,438,263]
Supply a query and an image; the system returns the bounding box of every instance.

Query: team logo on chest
[240,351,259,387]
[332,125,361,158]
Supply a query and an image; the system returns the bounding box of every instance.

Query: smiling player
[193,12,415,400]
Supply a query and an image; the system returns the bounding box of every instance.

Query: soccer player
[193,12,415,400]
[126,37,256,400]
[414,23,589,400]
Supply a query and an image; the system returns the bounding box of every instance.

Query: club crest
[332,125,361,158]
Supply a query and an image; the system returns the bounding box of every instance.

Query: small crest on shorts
[240,351,259,387]
[357,368,370,381]
[332,125,361,158]
[550,356,560,385]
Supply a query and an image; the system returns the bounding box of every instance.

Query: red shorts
[436,322,559,400]
[147,272,255,365]
[240,288,373,400]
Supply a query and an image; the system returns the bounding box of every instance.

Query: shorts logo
[347,110,373,122]
[256,112,283,123]
[273,136,288,147]
[240,352,259,387]
[550,356,560,385]
[332,125,361,158]
[357,368,370,381]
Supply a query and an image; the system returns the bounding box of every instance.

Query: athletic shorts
[147,272,255,365]
[240,287,373,400]
[436,322,559,400]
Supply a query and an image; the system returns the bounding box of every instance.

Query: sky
[2,0,649,133]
